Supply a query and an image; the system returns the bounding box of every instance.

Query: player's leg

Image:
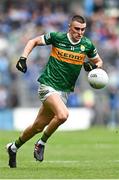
[19,105,54,142]
[43,93,69,135]
[34,93,69,161]
[6,104,54,168]
[36,84,69,143]
[7,85,69,166]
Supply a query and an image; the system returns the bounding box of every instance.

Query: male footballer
[7,15,103,168]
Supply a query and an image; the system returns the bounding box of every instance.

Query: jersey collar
[67,33,81,45]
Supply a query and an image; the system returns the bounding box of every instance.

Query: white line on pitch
[44,160,80,163]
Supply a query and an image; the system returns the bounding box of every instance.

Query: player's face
[69,21,86,42]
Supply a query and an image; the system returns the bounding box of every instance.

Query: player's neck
[67,33,81,45]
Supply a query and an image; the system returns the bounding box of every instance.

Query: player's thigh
[44,93,69,118]
[33,104,55,127]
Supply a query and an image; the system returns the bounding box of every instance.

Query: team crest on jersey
[80,45,85,52]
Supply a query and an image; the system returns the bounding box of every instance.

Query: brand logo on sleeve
[45,33,51,40]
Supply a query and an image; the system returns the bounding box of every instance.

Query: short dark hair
[71,15,86,24]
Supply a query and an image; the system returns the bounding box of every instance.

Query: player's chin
[75,36,82,41]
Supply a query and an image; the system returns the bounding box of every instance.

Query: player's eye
[74,27,86,31]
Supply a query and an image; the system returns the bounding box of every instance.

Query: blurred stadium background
[0,0,119,131]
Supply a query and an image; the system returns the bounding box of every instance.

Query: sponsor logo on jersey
[59,43,66,47]
[51,47,86,65]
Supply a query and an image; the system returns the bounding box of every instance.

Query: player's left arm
[84,53,103,72]
[89,54,103,68]
[84,41,103,72]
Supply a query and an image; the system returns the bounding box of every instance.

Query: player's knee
[57,110,69,124]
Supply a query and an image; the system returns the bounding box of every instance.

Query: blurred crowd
[0,0,119,126]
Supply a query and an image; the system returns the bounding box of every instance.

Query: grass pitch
[0,126,119,179]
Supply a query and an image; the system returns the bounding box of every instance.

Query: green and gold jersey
[38,32,98,92]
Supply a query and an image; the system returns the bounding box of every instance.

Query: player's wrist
[20,56,27,61]
[83,61,97,72]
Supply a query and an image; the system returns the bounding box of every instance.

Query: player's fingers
[16,64,24,72]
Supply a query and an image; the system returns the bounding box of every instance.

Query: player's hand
[16,57,27,73]
[83,61,97,72]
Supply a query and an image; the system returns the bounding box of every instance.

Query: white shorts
[38,84,69,104]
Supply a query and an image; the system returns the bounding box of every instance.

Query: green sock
[41,132,50,143]
[15,137,25,149]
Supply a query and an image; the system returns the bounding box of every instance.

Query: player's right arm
[21,35,46,58]
[16,32,55,73]
[16,35,46,73]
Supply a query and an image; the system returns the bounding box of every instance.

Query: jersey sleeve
[87,42,98,59]
[44,32,57,45]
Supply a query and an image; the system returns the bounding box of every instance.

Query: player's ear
[68,24,71,30]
